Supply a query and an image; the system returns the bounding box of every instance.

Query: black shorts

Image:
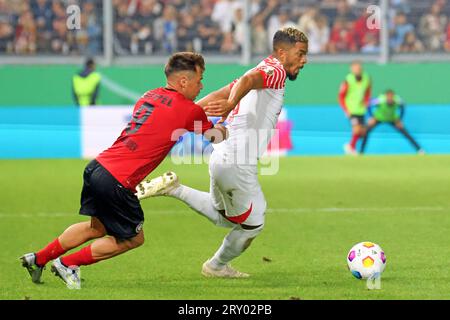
[350,115,366,126]
[79,160,144,240]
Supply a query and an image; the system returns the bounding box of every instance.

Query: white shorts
[209,150,266,227]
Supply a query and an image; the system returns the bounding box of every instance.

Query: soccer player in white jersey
[136,27,308,278]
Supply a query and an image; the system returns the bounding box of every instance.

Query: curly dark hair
[273,27,309,51]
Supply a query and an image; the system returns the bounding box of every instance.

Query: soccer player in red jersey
[20,52,227,289]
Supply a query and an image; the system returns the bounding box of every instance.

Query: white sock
[168,185,233,228]
[210,225,263,268]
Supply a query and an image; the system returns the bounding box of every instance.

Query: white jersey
[213,55,287,164]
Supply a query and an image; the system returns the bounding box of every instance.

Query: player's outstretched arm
[204,70,265,117]
[196,85,231,109]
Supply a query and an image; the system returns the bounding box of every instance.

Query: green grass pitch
[0,155,449,300]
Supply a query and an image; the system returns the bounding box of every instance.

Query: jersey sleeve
[255,64,286,89]
[185,104,214,133]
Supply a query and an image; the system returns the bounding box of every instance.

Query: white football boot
[20,253,44,284]
[343,144,358,156]
[51,258,81,289]
[201,259,250,278]
[135,171,179,200]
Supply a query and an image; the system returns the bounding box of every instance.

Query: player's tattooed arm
[203,123,228,144]
[204,70,264,117]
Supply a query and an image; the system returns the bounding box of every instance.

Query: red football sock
[35,238,66,267]
[61,245,96,267]
[350,134,359,149]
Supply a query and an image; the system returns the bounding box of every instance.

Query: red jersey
[96,87,213,190]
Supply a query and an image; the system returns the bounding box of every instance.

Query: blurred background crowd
[0,0,449,56]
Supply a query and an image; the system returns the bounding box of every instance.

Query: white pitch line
[265,206,448,213]
[0,206,447,218]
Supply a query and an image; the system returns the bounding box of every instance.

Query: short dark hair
[385,89,395,95]
[273,27,308,51]
[164,52,205,77]
[85,58,95,68]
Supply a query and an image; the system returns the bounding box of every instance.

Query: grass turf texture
[0,155,449,300]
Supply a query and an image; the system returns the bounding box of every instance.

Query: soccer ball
[347,241,386,279]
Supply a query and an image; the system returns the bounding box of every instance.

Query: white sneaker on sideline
[201,259,249,278]
[135,172,180,200]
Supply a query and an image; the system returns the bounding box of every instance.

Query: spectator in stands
[353,7,380,50]
[49,0,70,54]
[390,0,411,15]
[177,11,199,52]
[51,14,69,54]
[267,6,297,48]
[129,0,158,54]
[196,4,222,52]
[399,31,425,53]
[0,18,14,53]
[250,0,277,54]
[3,0,450,56]
[14,8,37,54]
[75,14,90,55]
[72,58,101,107]
[361,33,380,54]
[419,2,448,51]
[114,1,133,54]
[220,31,238,54]
[83,0,102,55]
[328,18,357,53]
[153,4,177,53]
[388,0,412,28]
[232,6,245,51]
[297,6,328,54]
[389,12,414,52]
[298,6,319,38]
[32,0,53,53]
[445,22,450,52]
[0,0,11,22]
[212,0,236,33]
[251,12,269,55]
[123,0,141,16]
[304,13,330,54]
[334,0,357,22]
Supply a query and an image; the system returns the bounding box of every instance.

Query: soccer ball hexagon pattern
[347,242,386,279]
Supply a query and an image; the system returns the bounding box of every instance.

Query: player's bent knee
[131,234,145,249]
[241,223,264,237]
[90,228,106,239]
[119,233,145,250]
[241,224,264,251]
[90,217,107,238]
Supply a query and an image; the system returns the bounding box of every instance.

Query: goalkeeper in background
[360,89,424,154]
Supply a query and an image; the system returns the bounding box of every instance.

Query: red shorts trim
[226,203,253,224]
